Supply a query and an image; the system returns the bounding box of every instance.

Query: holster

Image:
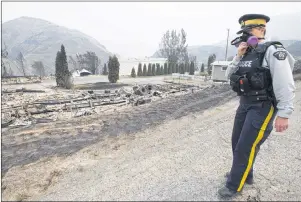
[230,74,242,94]
[239,77,251,93]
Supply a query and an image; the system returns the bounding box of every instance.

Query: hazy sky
[2,2,301,58]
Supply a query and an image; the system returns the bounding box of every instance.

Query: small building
[79,69,92,76]
[72,69,92,77]
[211,61,231,82]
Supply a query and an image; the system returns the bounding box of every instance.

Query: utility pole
[225,28,230,61]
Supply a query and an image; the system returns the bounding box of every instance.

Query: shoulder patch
[274,44,284,49]
[273,51,287,60]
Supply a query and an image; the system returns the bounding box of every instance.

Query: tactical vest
[230,41,283,105]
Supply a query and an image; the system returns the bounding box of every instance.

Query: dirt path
[31,81,301,201]
[2,82,301,201]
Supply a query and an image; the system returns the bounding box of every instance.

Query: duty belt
[242,89,268,96]
[240,89,271,103]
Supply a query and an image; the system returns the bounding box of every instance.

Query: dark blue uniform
[226,44,277,192]
[218,14,296,198]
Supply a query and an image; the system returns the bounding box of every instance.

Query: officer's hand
[237,42,248,57]
[275,116,289,132]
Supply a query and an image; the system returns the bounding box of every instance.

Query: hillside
[152,12,301,65]
[268,12,301,41]
[153,40,301,66]
[286,41,301,58]
[187,40,301,64]
[2,16,112,76]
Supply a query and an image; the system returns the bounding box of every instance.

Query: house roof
[79,69,92,74]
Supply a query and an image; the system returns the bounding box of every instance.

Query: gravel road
[28,81,301,201]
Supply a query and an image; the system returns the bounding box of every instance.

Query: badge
[273,51,287,60]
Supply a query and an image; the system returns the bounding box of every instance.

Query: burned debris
[1,83,205,128]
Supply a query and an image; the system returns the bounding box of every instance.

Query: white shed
[79,69,92,76]
[211,61,231,82]
[72,69,92,77]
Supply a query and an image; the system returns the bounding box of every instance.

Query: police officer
[218,14,296,198]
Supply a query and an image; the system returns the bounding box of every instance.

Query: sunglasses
[253,26,266,31]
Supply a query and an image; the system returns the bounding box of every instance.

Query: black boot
[225,172,254,185]
[218,186,238,198]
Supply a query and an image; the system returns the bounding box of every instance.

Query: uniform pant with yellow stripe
[226,100,277,192]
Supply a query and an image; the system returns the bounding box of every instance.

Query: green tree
[189,61,195,75]
[143,64,147,76]
[171,62,175,73]
[201,63,205,72]
[55,44,72,88]
[103,63,108,75]
[168,62,172,74]
[180,63,185,74]
[159,29,189,64]
[131,67,136,78]
[164,62,168,75]
[156,64,161,75]
[175,63,179,73]
[108,55,120,83]
[1,43,9,77]
[32,61,45,78]
[160,66,164,75]
[147,63,152,76]
[77,51,100,74]
[16,52,26,76]
[152,64,156,76]
[207,54,216,76]
[60,45,70,77]
[155,64,159,75]
[185,62,189,73]
[137,63,143,76]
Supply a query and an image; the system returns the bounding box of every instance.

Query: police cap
[236,14,270,34]
[239,14,270,28]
